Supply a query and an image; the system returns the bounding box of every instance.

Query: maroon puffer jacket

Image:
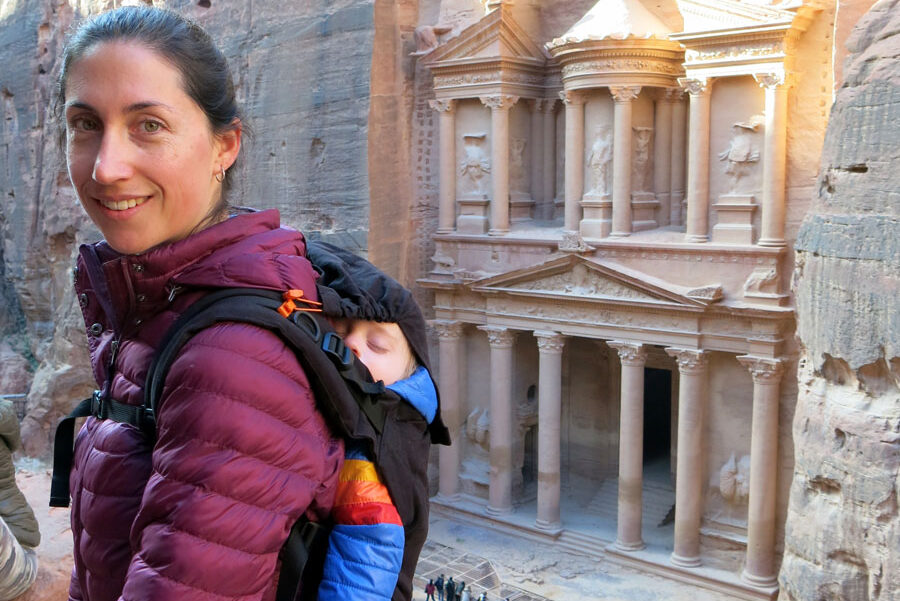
[69,209,343,601]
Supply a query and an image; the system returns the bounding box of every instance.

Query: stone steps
[586,475,676,528]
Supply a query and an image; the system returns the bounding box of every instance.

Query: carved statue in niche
[509,137,528,194]
[718,453,751,505]
[718,119,762,194]
[632,126,653,193]
[411,24,452,55]
[586,125,613,197]
[458,133,490,197]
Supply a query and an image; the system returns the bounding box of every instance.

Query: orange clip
[277,289,323,317]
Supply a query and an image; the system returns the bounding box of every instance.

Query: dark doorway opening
[522,425,537,485]
[643,367,672,463]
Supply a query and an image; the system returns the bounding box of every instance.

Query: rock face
[781,1,900,599]
[0,0,383,457]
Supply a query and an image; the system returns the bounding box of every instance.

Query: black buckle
[90,389,107,420]
[321,332,353,369]
[289,311,321,342]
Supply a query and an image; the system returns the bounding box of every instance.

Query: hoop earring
[215,166,226,183]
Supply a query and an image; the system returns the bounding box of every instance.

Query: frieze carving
[512,264,660,302]
[679,77,711,96]
[431,320,465,340]
[562,59,681,77]
[480,95,519,110]
[737,356,785,382]
[610,85,641,103]
[435,70,543,88]
[494,298,687,332]
[608,341,648,366]
[534,331,566,354]
[665,348,709,373]
[686,41,783,63]
[744,267,779,295]
[428,99,456,113]
[478,325,515,347]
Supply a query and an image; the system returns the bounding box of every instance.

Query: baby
[308,241,447,601]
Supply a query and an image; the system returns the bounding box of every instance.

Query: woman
[57,6,342,600]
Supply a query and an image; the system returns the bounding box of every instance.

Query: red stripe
[332,501,403,526]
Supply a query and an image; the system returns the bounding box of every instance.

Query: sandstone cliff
[781,0,900,598]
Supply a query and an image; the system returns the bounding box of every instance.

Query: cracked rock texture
[782,0,900,599]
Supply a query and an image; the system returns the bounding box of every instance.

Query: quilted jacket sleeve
[317,442,404,601]
[120,322,343,601]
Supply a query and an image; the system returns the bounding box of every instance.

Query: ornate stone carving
[558,90,583,105]
[558,231,595,253]
[632,126,653,193]
[431,320,464,340]
[562,59,681,78]
[538,98,557,113]
[665,348,709,374]
[679,77,711,96]
[686,285,724,302]
[534,331,565,354]
[510,137,528,194]
[663,86,684,102]
[428,98,456,114]
[459,133,490,196]
[719,118,762,194]
[478,325,515,348]
[753,72,786,89]
[718,453,751,505]
[516,263,658,301]
[479,95,518,111]
[737,356,785,383]
[610,85,641,103]
[586,125,613,197]
[465,406,490,449]
[744,267,778,295]
[608,341,648,366]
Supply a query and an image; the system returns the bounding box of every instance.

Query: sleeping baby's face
[333,319,416,386]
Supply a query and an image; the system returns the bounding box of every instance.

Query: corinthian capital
[534,331,566,354]
[737,356,785,383]
[665,348,709,374]
[429,99,457,114]
[479,95,518,111]
[753,72,787,89]
[609,85,641,103]
[478,325,515,348]
[558,90,584,105]
[431,319,465,340]
[608,341,647,366]
[678,77,712,96]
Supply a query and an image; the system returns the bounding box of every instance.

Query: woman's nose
[92,132,134,183]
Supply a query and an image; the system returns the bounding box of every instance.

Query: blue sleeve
[317,523,404,601]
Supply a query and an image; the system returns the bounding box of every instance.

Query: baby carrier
[51,241,451,601]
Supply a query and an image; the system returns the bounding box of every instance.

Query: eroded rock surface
[782,0,900,598]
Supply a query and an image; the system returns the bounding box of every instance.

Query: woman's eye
[71,117,99,131]
[141,120,162,133]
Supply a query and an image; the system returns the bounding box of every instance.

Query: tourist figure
[460,584,471,601]
[425,579,437,601]
[456,580,466,601]
[436,574,446,601]
[445,576,456,601]
[55,7,343,600]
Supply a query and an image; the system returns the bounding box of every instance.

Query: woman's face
[64,41,240,255]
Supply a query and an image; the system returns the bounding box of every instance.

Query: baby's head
[334,318,417,386]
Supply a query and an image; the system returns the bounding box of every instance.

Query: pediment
[471,255,715,308]
[675,0,797,32]
[425,6,548,67]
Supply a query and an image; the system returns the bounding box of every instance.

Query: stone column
[610,86,641,237]
[669,88,687,226]
[609,341,648,551]
[560,90,585,232]
[530,99,545,207]
[541,99,557,220]
[680,78,713,242]
[654,90,674,226]
[753,73,789,248]
[480,95,519,236]
[665,348,710,567]
[478,326,515,514]
[737,356,785,586]
[534,331,566,530]
[434,320,465,500]
[430,99,457,233]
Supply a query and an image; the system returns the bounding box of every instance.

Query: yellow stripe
[339,459,383,484]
